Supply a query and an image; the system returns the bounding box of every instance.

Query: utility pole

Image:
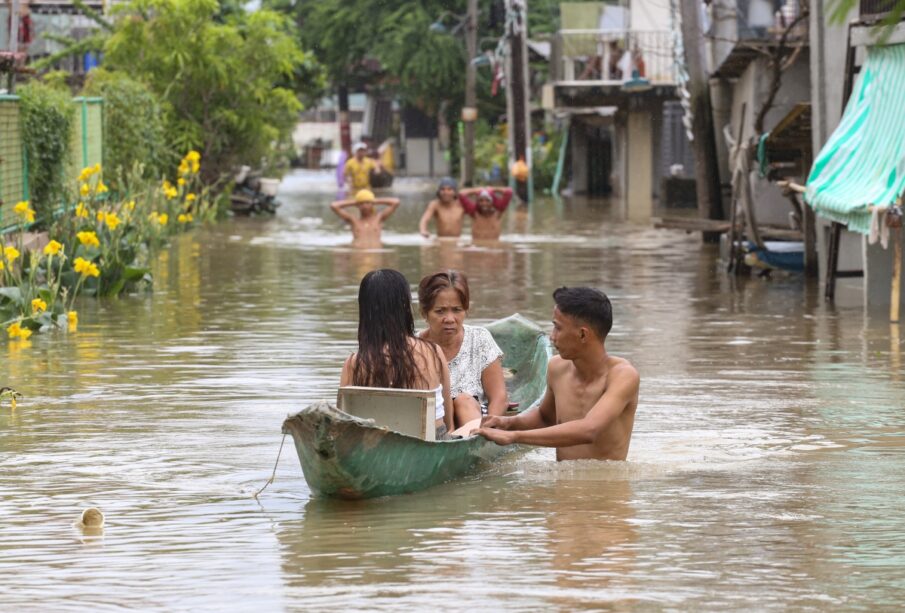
[678,0,723,240]
[462,0,478,187]
[8,0,20,93]
[505,0,531,204]
[338,84,352,155]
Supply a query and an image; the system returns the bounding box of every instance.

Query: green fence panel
[0,96,26,232]
[69,97,104,185]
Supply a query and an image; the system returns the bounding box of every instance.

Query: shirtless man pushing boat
[475,287,639,460]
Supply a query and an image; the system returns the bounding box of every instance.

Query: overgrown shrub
[82,69,169,184]
[19,82,75,227]
[103,0,310,179]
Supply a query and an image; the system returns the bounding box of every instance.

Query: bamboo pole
[892,226,902,324]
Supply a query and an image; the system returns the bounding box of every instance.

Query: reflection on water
[2,170,905,609]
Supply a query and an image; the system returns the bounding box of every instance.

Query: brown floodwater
[2,170,904,610]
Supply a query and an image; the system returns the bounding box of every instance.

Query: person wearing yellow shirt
[344,142,378,190]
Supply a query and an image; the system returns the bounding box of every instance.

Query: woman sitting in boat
[340,269,455,438]
[417,270,509,430]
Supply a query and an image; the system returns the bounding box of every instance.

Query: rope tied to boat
[253,433,287,499]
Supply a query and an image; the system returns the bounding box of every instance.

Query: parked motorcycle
[230,166,281,215]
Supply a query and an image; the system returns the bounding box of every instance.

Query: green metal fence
[70,97,104,181]
[0,95,26,231]
[0,96,104,233]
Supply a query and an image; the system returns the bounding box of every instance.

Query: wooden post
[8,0,19,93]
[892,227,902,323]
[506,0,531,204]
[679,0,724,242]
[462,0,478,187]
[338,85,352,155]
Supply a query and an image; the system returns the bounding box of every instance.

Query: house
[544,0,685,221]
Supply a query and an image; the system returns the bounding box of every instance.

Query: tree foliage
[101,0,322,178]
[82,69,169,182]
[19,82,75,227]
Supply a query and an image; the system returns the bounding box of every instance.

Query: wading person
[458,187,513,241]
[344,142,378,191]
[419,177,466,238]
[476,287,639,460]
[330,189,399,249]
[341,269,455,437]
[418,270,508,430]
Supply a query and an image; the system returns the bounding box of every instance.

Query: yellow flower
[178,160,190,175]
[191,161,200,174]
[178,213,194,224]
[43,240,63,256]
[31,298,47,314]
[96,181,108,194]
[75,202,89,218]
[0,260,4,271]
[97,211,105,222]
[104,212,121,231]
[73,257,100,278]
[3,245,19,264]
[80,183,90,197]
[14,201,35,223]
[93,163,101,173]
[177,177,186,186]
[6,322,21,339]
[157,213,169,225]
[165,187,178,200]
[162,179,172,191]
[76,231,100,248]
[186,193,196,203]
[68,310,78,331]
[126,200,136,211]
[185,150,201,162]
[18,327,31,340]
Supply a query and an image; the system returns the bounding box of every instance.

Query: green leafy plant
[19,82,76,228]
[102,0,312,179]
[82,69,169,184]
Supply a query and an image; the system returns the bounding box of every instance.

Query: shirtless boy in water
[419,178,466,238]
[459,187,513,241]
[476,287,639,461]
[330,189,399,249]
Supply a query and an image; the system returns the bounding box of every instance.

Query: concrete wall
[630,0,671,31]
[725,54,811,227]
[570,124,589,194]
[404,138,449,177]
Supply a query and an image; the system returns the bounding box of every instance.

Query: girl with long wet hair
[340,269,454,437]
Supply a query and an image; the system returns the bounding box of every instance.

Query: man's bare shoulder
[546,355,571,377]
[607,357,640,386]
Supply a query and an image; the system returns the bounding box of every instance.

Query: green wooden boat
[282,314,551,499]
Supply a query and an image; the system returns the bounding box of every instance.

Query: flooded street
[2,170,904,610]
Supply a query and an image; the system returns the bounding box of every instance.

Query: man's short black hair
[553,286,613,339]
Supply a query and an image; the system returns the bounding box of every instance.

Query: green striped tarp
[805,44,905,235]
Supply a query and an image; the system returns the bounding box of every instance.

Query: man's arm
[479,369,557,431]
[481,359,509,417]
[376,198,400,222]
[492,188,513,212]
[458,191,477,216]
[330,200,357,224]
[479,365,639,447]
[418,201,438,237]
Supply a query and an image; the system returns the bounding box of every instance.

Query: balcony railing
[552,29,675,84]
[860,0,898,19]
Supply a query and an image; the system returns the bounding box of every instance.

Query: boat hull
[282,314,551,499]
[283,403,513,499]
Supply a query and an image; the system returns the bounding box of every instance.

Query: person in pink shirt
[458,187,513,241]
